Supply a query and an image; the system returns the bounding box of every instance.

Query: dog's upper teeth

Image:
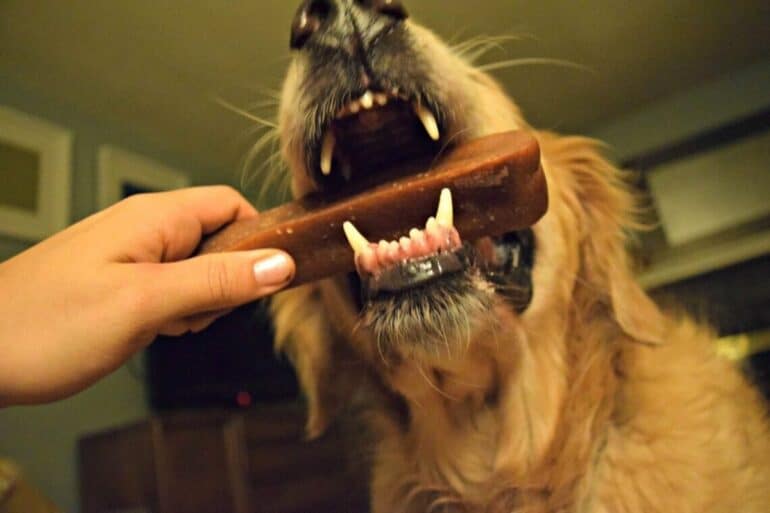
[436,188,453,228]
[374,93,388,106]
[349,101,361,114]
[360,90,374,109]
[343,221,371,254]
[413,101,440,141]
[320,131,335,176]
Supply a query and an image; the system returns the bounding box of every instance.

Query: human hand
[0,186,295,406]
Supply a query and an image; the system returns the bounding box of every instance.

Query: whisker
[427,127,474,171]
[416,364,459,402]
[214,97,278,128]
[478,57,593,74]
[452,34,528,62]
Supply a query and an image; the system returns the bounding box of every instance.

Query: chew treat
[199,131,547,288]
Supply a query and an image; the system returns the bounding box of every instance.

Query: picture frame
[0,105,73,241]
[97,145,191,209]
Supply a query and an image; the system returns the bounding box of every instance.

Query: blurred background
[0,1,768,512]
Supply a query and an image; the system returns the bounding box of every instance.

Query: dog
[267,1,770,511]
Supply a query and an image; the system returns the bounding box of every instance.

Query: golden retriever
[267,2,770,511]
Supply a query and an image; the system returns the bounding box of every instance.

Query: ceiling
[1,0,768,181]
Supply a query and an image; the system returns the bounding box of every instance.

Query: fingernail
[253,251,295,286]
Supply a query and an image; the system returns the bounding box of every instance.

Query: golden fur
[270,20,770,513]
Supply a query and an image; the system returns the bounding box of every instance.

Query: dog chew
[199,131,547,288]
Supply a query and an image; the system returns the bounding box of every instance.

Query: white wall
[589,59,770,160]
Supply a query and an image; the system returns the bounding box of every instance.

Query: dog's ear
[552,134,665,346]
[608,249,665,345]
[270,285,362,439]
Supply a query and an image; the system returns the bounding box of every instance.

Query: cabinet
[78,406,368,513]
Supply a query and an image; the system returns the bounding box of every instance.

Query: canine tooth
[436,188,453,228]
[320,131,335,175]
[361,91,374,109]
[413,102,440,141]
[375,93,388,106]
[343,221,370,254]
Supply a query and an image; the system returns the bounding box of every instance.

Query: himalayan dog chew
[268,1,770,512]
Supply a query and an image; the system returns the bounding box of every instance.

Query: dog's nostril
[290,0,334,50]
[373,0,408,20]
[356,0,408,20]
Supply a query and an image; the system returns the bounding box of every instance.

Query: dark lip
[362,245,472,299]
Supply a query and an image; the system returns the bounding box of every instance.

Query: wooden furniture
[0,459,61,513]
[78,405,368,513]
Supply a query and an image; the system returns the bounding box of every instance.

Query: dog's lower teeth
[343,189,459,277]
[436,188,453,227]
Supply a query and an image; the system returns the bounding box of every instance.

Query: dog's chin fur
[362,272,496,361]
[270,17,770,513]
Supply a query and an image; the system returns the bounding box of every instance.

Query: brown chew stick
[199,131,547,288]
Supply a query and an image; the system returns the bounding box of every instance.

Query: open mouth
[311,88,444,189]
[343,188,469,298]
[342,189,533,310]
[307,87,534,310]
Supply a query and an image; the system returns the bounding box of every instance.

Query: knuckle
[207,258,235,305]
[119,268,158,324]
[121,192,152,209]
[213,185,238,196]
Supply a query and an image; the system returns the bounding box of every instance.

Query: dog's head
[272,0,663,438]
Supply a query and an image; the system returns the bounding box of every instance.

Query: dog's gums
[344,188,459,276]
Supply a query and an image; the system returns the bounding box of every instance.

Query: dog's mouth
[309,87,444,189]
[343,194,534,311]
[304,86,534,315]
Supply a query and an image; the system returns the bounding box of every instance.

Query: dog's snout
[290,0,408,51]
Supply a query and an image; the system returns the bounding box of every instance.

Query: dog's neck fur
[367,283,622,513]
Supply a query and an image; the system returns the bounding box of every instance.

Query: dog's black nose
[290,0,333,50]
[290,0,408,50]
[370,0,409,20]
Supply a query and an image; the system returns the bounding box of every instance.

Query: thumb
[146,249,295,319]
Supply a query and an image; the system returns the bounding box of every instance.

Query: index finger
[165,185,259,234]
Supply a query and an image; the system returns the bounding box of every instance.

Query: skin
[0,186,295,407]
